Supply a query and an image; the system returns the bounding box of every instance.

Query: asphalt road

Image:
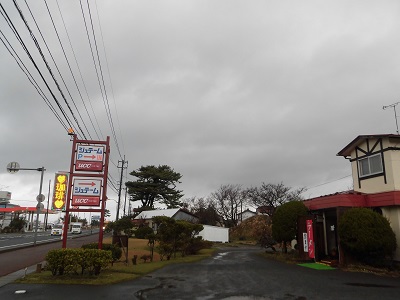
[0,232,101,276]
[0,229,100,252]
[0,245,399,299]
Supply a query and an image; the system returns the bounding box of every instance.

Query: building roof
[303,190,400,210]
[238,209,256,215]
[0,207,58,214]
[337,134,400,157]
[134,208,198,220]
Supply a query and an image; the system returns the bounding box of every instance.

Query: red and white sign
[72,196,100,206]
[75,145,104,171]
[72,179,101,207]
[306,219,315,259]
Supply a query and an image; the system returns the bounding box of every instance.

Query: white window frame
[358,153,383,177]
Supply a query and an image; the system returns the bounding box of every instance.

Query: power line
[1,1,127,184]
[55,0,102,140]
[41,0,92,139]
[305,174,352,190]
[1,1,74,131]
[85,0,122,159]
[94,0,126,155]
[0,26,69,130]
[12,0,87,138]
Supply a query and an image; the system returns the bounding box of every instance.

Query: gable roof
[238,209,256,215]
[337,134,400,157]
[135,208,180,219]
[134,208,198,220]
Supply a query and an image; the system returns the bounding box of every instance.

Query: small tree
[272,201,308,253]
[338,208,397,266]
[153,216,204,258]
[9,216,26,232]
[105,216,134,236]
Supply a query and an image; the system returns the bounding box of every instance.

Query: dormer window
[358,153,383,177]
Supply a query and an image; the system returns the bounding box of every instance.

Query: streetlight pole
[33,167,45,246]
[6,162,46,246]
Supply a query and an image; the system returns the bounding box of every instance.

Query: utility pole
[116,157,128,221]
[383,102,400,134]
[123,160,129,216]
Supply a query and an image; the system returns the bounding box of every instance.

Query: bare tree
[245,182,305,216]
[182,196,222,226]
[208,184,243,228]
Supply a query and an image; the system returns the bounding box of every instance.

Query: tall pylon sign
[62,134,110,249]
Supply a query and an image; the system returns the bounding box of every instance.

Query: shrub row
[81,243,122,262]
[45,248,113,276]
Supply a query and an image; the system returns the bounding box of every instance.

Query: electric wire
[94,0,126,155]
[305,174,352,190]
[1,2,126,199]
[56,0,102,140]
[85,0,122,160]
[1,1,74,131]
[79,0,107,139]
[0,26,69,130]
[12,0,86,138]
[24,0,92,140]
[42,0,92,139]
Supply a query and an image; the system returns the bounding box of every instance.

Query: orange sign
[52,173,68,210]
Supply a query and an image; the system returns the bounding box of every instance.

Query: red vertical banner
[306,219,315,259]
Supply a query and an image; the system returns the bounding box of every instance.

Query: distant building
[0,190,56,231]
[134,208,199,230]
[256,206,274,216]
[237,209,257,224]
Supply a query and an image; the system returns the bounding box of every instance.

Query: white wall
[382,207,400,262]
[197,225,229,243]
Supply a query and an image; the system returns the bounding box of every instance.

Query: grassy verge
[15,237,216,285]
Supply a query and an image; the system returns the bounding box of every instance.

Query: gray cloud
[1,0,399,220]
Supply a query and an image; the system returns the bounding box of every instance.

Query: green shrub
[272,201,308,253]
[135,226,153,239]
[338,208,397,266]
[45,248,112,276]
[84,249,113,275]
[184,237,213,255]
[45,248,77,275]
[81,243,122,262]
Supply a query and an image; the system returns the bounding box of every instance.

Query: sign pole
[33,167,45,246]
[62,134,77,248]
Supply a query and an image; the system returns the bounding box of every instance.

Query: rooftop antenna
[383,102,400,134]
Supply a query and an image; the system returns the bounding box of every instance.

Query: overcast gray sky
[0,0,398,221]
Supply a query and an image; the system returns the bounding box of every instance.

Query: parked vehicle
[71,222,82,234]
[51,224,63,236]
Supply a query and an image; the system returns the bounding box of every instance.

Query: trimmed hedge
[81,243,122,262]
[45,248,112,276]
